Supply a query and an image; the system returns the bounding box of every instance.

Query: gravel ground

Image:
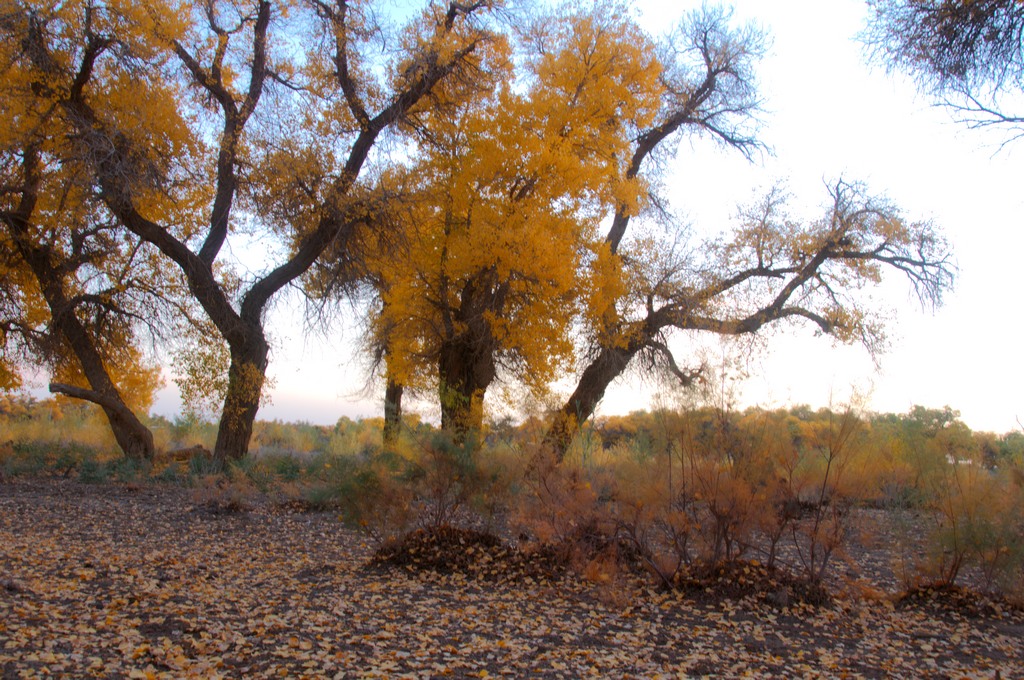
[1,478,1022,679]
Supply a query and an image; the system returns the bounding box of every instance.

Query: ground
[1,479,1021,679]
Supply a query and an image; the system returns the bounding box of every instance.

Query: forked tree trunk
[437,335,496,444]
[213,337,269,461]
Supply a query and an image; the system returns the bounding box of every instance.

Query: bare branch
[49,381,137,422]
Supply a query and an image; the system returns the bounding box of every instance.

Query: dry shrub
[331,451,416,544]
[513,445,612,547]
[786,409,864,585]
[608,456,693,586]
[908,453,1024,598]
[671,408,773,570]
[190,472,256,514]
[153,445,214,476]
[406,433,488,528]
[517,406,865,596]
[511,445,642,585]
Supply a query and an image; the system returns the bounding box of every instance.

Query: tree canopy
[1,0,957,461]
[2,0,502,460]
[863,0,1024,143]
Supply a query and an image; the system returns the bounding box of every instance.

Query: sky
[147,0,1024,433]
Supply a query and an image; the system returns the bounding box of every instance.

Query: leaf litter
[1,479,1022,678]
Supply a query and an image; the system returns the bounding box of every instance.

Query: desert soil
[1,478,1022,679]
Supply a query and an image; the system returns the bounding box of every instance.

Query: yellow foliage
[52,340,164,415]
[370,6,664,402]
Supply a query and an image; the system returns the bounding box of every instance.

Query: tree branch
[49,381,138,422]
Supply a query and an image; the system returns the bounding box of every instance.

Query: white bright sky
[147,0,1024,434]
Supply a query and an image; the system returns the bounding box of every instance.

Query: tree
[1,6,170,459]
[7,0,501,460]
[0,150,163,460]
[862,0,1024,145]
[540,5,956,459]
[545,184,955,459]
[543,4,766,456]
[361,2,661,442]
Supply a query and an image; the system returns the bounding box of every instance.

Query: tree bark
[383,376,404,449]
[15,259,156,460]
[543,343,641,461]
[437,334,496,444]
[50,382,154,460]
[212,336,269,461]
[4,148,155,461]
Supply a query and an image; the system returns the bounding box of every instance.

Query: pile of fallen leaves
[370,526,565,582]
[896,583,1016,619]
[2,478,1023,678]
[673,560,832,608]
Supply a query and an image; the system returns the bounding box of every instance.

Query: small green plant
[111,456,147,482]
[1,441,49,477]
[78,458,110,484]
[299,482,341,511]
[266,453,303,481]
[54,447,83,477]
[330,451,415,543]
[230,456,275,492]
[188,452,223,477]
[154,463,183,484]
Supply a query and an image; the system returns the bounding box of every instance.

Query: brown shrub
[154,445,213,473]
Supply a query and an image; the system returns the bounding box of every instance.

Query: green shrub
[78,458,109,484]
[329,450,416,542]
[187,452,223,477]
[111,456,148,482]
[1,441,49,477]
[264,453,303,481]
[229,455,276,492]
[154,462,184,484]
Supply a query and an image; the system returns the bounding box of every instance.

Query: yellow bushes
[3,393,1022,603]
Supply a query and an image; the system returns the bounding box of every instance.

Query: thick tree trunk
[106,409,156,460]
[58,325,155,461]
[544,343,640,461]
[383,377,404,449]
[213,336,269,461]
[437,335,496,444]
[439,381,486,442]
[41,312,155,461]
[50,382,155,460]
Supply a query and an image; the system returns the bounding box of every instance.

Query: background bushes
[2,392,1022,601]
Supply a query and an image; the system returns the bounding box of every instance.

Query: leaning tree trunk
[48,304,157,462]
[49,381,155,460]
[101,405,155,460]
[544,343,641,461]
[50,307,156,461]
[213,335,269,461]
[7,210,156,461]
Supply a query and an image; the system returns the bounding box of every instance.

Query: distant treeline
[2,393,1021,470]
